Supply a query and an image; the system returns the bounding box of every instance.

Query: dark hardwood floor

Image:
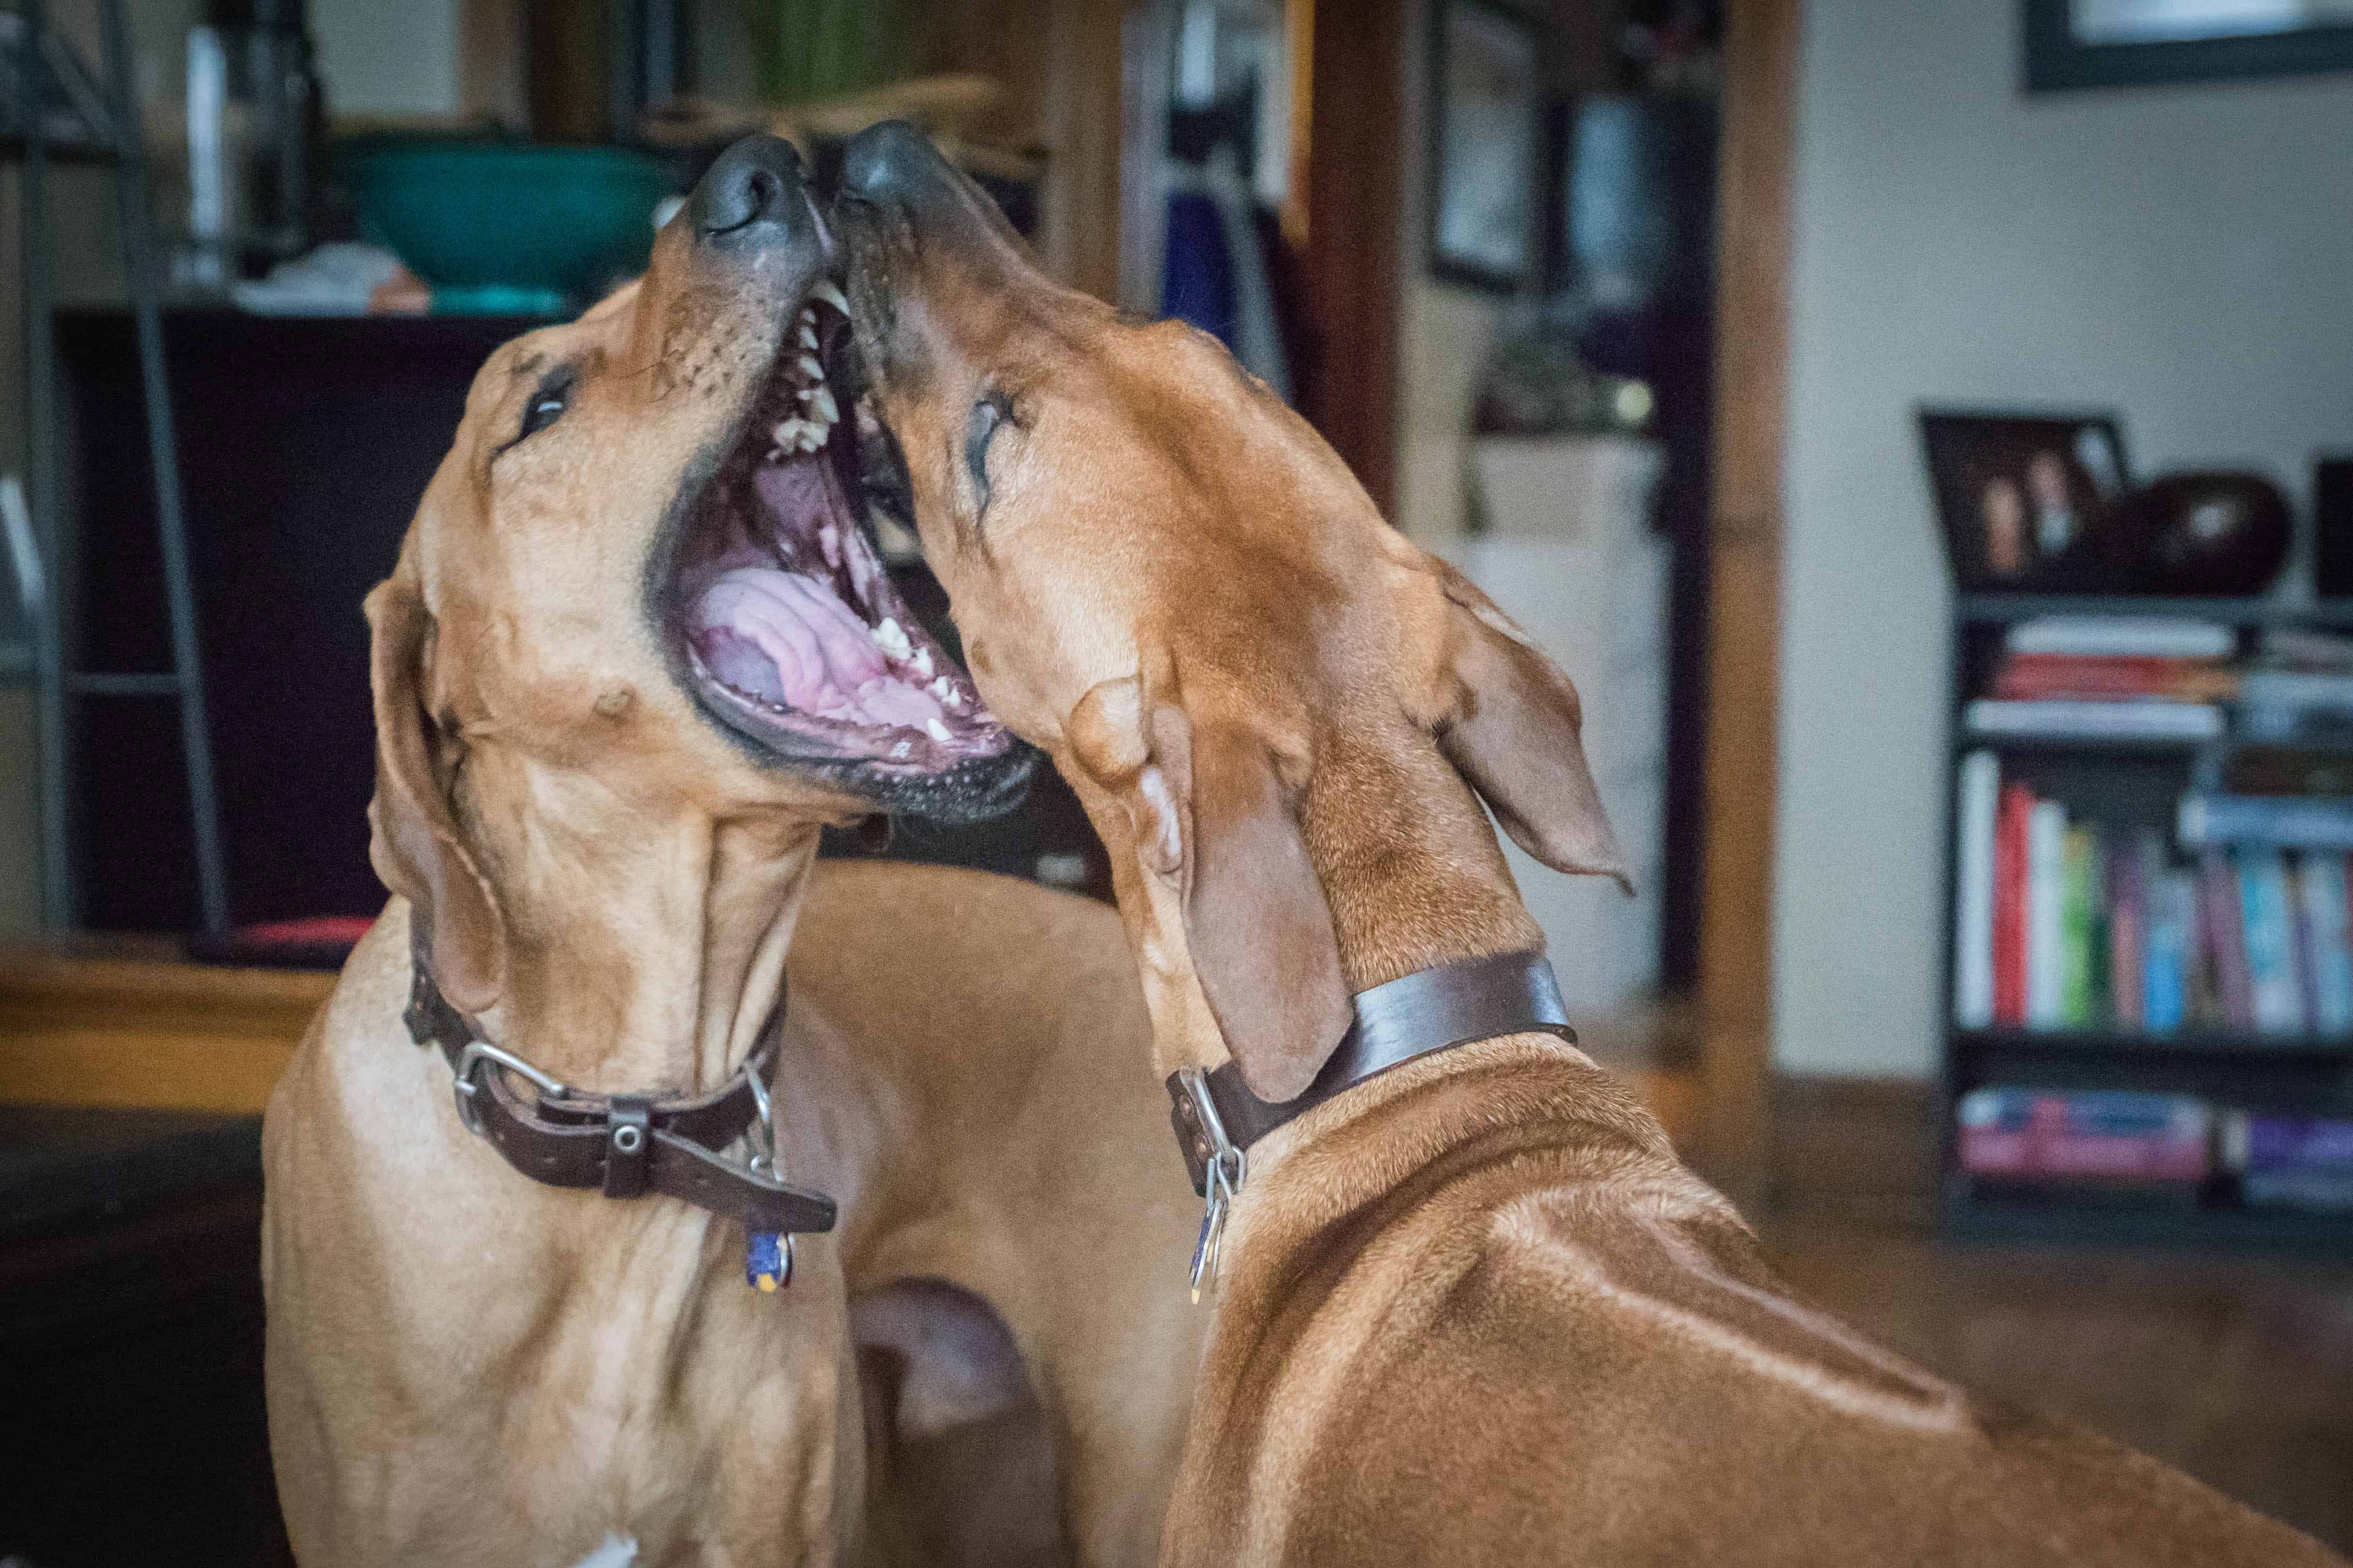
[1754,1077,2353,1553]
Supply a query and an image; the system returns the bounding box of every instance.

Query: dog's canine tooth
[811,279,849,313]
[925,717,953,743]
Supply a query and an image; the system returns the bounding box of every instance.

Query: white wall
[311,0,461,120]
[1776,2,2353,1075]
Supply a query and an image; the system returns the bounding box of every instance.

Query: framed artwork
[2024,0,2353,91]
[1428,0,1546,291]
[1920,408,2133,591]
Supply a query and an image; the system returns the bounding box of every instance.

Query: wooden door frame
[1244,0,1800,1190]
[1698,0,1799,1198]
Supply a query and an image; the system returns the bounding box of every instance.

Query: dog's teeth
[925,718,953,744]
[811,280,849,313]
[797,355,823,381]
[891,739,911,759]
[809,386,838,426]
[872,617,912,659]
[910,647,933,679]
[797,318,819,350]
[928,677,963,710]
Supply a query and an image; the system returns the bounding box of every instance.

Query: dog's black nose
[839,120,953,212]
[690,135,810,244]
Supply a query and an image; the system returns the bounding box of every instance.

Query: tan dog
[830,121,2343,1567]
[262,136,1198,1567]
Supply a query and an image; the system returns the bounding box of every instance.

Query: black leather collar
[1166,949,1577,1198]
[403,919,836,1239]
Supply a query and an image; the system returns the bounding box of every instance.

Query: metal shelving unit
[0,0,226,934]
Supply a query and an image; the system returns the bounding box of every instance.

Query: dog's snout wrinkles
[691,135,810,245]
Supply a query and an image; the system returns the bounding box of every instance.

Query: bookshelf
[1940,594,2353,1251]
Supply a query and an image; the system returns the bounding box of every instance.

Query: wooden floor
[1754,1078,2353,1554]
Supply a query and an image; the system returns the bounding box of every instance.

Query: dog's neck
[1306,730,1548,994]
[480,807,824,1095]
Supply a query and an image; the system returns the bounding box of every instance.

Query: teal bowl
[337,139,676,315]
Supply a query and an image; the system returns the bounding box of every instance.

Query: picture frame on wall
[1919,407,2133,592]
[2024,0,2353,92]
[1428,0,1545,292]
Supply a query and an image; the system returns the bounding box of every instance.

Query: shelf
[1953,731,2212,755]
[1942,1188,2353,1252]
[1953,1026,2353,1060]
[1957,594,2353,628]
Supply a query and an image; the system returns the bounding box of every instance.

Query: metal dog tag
[1174,1068,1245,1304]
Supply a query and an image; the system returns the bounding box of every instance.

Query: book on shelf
[2240,850,2303,1033]
[1953,759,2353,1037]
[2221,1111,2353,1212]
[1952,751,1998,1028]
[2145,864,2193,1032]
[1993,653,2237,702]
[1964,699,2224,739]
[1994,783,2031,1024]
[1956,1087,2210,1182]
[2238,669,2353,712]
[2303,855,2353,1035]
[2026,798,2067,1028]
[2179,792,2353,850]
[2004,617,2235,659]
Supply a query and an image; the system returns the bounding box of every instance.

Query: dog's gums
[670,281,1006,771]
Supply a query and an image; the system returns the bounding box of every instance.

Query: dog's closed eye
[964,390,1016,520]
[501,367,577,455]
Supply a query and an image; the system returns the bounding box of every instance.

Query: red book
[1994,784,2032,1025]
[1992,653,2233,701]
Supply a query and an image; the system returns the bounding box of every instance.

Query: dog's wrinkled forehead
[398,223,807,744]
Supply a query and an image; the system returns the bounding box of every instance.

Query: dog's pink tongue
[692,568,944,728]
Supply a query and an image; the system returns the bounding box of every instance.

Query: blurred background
[1,0,2351,1561]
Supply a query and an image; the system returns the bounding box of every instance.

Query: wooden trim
[1299,0,1404,513]
[1697,0,1799,1198]
[0,951,328,1113]
[1041,0,1131,302]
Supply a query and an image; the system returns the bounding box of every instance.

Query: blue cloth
[1162,189,1239,352]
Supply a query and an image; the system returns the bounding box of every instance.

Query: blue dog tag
[746,1230,792,1292]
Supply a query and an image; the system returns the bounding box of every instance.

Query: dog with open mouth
[262,136,1201,1567]
[829,122,2343,1568]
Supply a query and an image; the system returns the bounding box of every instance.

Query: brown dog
[262,136,1198,1566]
[830,121,2343,1567]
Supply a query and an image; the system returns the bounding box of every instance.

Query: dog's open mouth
[668,281,1007,772]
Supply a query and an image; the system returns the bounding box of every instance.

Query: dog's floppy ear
[1070,680,1352,1103]
[1434,567,1632,893]
[365,577,507,1013]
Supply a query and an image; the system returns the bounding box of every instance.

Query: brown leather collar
[403,924,836,1238]
[1166,948,1577,1200]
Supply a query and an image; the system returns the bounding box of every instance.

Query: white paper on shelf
[1965,699,2223,739]
[2003,616,2233,659]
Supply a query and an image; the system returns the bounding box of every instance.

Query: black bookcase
[1940,594,2353,1250]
